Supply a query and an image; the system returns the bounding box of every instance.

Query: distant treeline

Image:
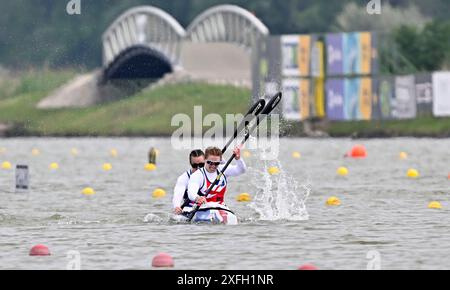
[0,0,449,71]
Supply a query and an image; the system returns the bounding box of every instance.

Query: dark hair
[189,149,204,164]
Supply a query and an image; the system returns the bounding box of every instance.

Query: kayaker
[172,149,205,214]
[187,145,246,206]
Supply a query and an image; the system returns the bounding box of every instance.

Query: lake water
[0,137,449,269]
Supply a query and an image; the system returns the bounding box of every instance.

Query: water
[0,137,449,270]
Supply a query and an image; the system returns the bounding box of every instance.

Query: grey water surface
[0,138,449,270]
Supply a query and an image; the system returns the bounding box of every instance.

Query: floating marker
[399,152,408,160]
[428,201,442,209]
[102,163,112,171]
[145,163,157,171]
[298,264,318,270]
[152,188,166,198]
[31,148,40,156]
[71,148,79,156]
[29,244,50,256]
[243,150,251,158]
[152,253,174,268]
[268,166,280,175]
[82,187,95,196]
[148,147,157,165]
[326,196,341,206]
[337,167,349,176]
[292,152,301,159]
[1,161,12,170]
[236,193,251,202]
[49,163,59,170]
[110,149,118,157]
[407,169,419,179]
[15,165,29,190]
[348,145,367,158]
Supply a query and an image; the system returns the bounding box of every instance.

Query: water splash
[247,149,311,221]
[143,213,164,223]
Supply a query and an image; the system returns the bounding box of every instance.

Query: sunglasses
[206,160,221,166]
[191,162,205,169]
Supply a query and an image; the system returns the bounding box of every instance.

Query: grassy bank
[1,70,450,137]
[0,70,251,136]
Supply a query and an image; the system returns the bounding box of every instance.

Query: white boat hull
[172,202,238,225]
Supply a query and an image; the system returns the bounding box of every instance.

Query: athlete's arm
[223,158,246,176]
[172,174,188,209]
[187,171,203,202]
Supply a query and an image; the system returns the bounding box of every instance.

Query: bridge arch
[186,5,269,51]
[102,6,185,80]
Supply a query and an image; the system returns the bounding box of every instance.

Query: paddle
[180,98,265,211]
[221,99,265,154]
[187,92,282,222]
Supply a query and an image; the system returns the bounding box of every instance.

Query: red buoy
[152,253,174,268]
[298,264,318,270]
[29,244,50,256]
[349,145,367,158]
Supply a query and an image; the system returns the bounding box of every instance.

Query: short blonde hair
[205,146,222,159]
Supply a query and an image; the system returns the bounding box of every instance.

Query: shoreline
[2,70,450,139]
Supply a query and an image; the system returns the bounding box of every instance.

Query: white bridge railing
[102,6,186,68]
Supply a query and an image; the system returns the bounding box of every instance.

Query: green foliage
[393,20,450,72]
[0,0,449,71]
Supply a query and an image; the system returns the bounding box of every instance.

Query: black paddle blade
[261,92,282,115]
[252,99,266,116]
[222,98,266,154]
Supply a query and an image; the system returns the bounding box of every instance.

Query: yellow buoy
[407,169,419,179]
[326,196,341,206]
[268,166,280,175]
[102,163,112,171]
[428,201,442,209]
[399,152,408,160]
[71,148,79,156]
[31,148,40,156]
[337,167,349,176]
[49,163,59,170]
[145,163,157,171]
[243,150,251,158]
[152,188,166,198]
[154,149,160,156]
[292,152,301,159]
[110,149,118,157]
[82,187,95,196]
[1,161,12,170]
[236,193,251,202]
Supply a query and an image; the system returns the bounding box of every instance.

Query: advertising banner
[343,33,360,75]
[371,32,379,75]
[281,35,311,77]
[415,73,433,117]
[432,71,450,117]
[326,33,344,76]
[282,79,311,120]
[311,41,325,78]
[344,78,360,120]
[371,78,381,120]
[326,78,345,121]
[378,77,394,119]
[393,75,416,119]
[359,77,372,120]
[314,78,325,118]
[360,32,372,75]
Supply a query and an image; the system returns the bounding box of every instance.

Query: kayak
[172,202,238,225]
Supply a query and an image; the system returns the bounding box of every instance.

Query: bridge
[101,4,269,85]
[38,4,270,109]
